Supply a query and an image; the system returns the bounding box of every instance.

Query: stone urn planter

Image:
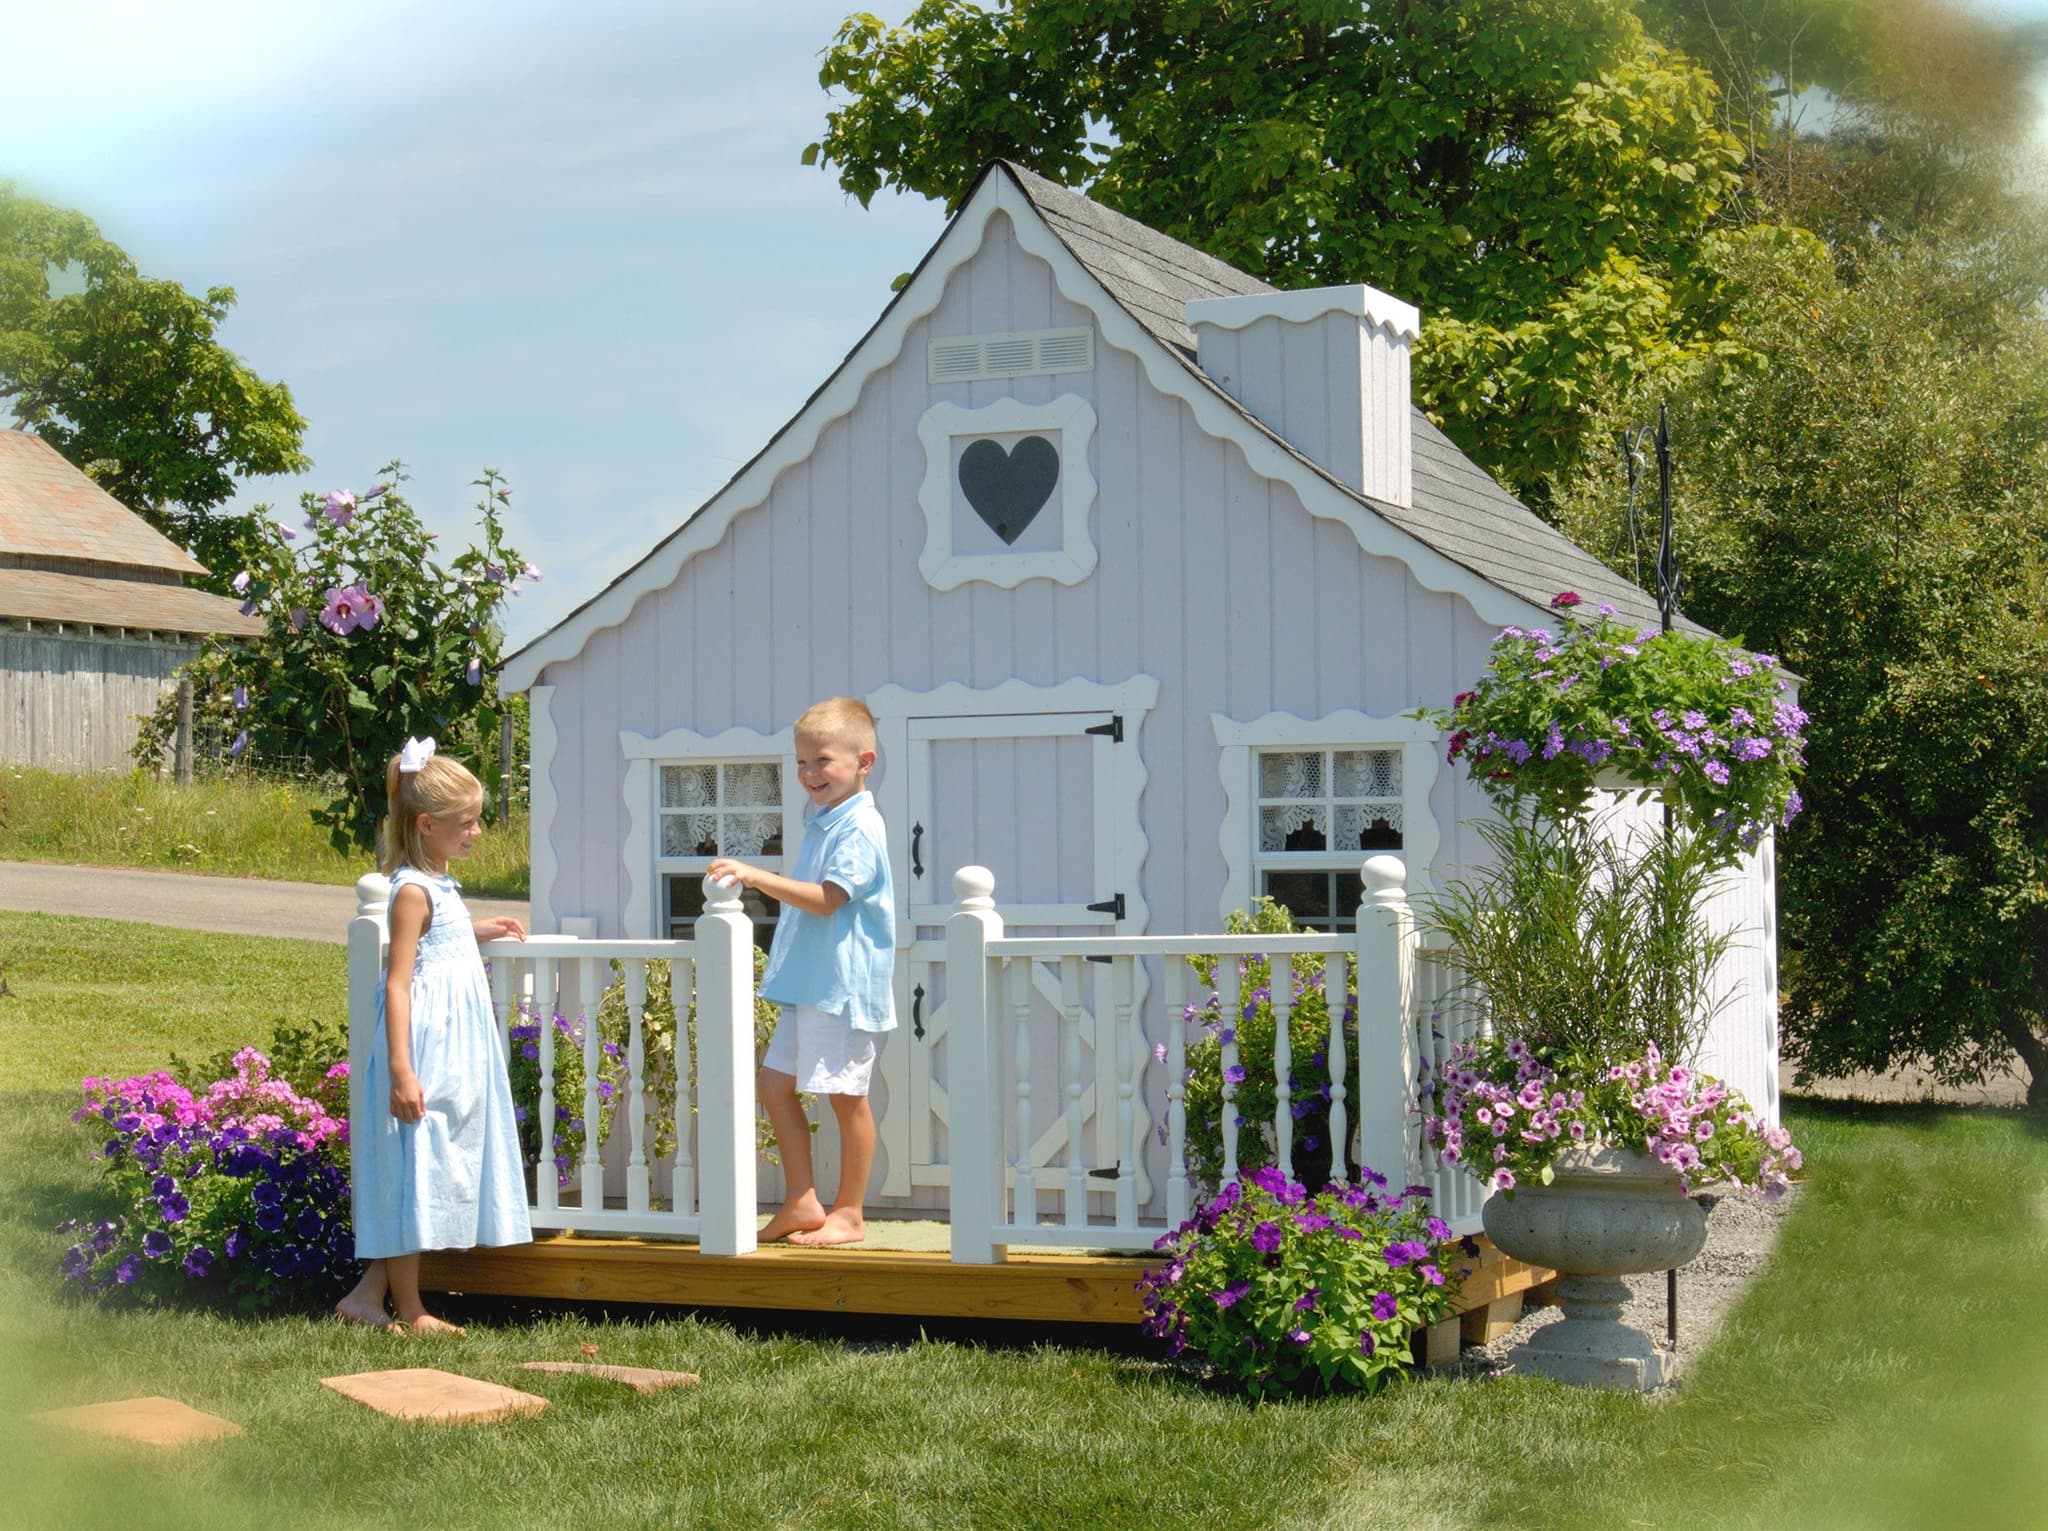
[1481,1143,1708,1390]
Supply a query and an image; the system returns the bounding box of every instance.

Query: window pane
[666,874,779,953]
[1335,749,1399,798]
[1333,871,1363,924]
[721,811,782,858]
[661,764,716,809]
[1262,871,1333,927]
[661,813,722,857]
[723,762,781,806]
[1258,750,1323,799]
[1338,803,1404,850]
[1261,803,1327,852]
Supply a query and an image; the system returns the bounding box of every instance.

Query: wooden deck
[422,1234,1550,1328]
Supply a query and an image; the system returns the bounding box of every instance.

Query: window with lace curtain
[1254,746,1405,931]
[658,760,785,950]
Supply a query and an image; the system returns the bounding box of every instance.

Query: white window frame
[621,725,801,941]
[1211,710,1442,926]
[915,394,1099,591]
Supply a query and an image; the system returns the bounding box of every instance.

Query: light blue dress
[353,866,532,1259]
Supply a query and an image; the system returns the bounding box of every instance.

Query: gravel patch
[1456,1185,1799,1386]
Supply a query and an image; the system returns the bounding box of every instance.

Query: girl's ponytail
[377,754,408,875]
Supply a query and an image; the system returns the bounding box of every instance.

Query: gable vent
[928,326,1094,384]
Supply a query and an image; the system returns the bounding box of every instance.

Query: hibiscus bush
[1138,1165,1465,1398]
[60,1050,355,1312]
[144,463,536,848]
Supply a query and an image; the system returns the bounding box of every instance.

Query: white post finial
[702,872,744,912]
[1361,855,1407,906]
[954,865,996,908]
[356,870,391,919]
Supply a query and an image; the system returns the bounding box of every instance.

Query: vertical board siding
[0,626,198,772]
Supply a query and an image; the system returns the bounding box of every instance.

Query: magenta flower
[1549,590,1582,609]
[1211,1280,1251,1310]
[1251,1221,1283,1253]
[1371,1291,1398,1322]
[318,584,380,635]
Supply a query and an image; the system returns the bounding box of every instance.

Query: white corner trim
[619,723,795,939]
[1188,283,1421,342]
[1210,710,1443,925]
[504,167,1548,692]
[915,394,1098,590]
[528,685,559,934]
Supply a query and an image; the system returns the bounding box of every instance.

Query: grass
[3,912,2043,1528]
[0,768,529,898]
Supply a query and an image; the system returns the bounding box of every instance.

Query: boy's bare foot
[760,1194,828,1243]
[335,1295,395,1329]
[787,1209,866,1247]
[395,1313,467,1336]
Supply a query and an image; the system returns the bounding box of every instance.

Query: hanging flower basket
[1415,592,1807,857]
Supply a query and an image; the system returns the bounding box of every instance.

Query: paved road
[0,860,529,945]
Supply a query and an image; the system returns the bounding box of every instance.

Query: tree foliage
[808,0,1763,503]
[1552,232,2048,1106]
[0,182,309,580]
[182,467,536,851]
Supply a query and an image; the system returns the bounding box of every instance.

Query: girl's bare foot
[760,1194,828,1243]
[787,1209,866,1247]
[395,1313,467,1336]
[335,1295,396,1329]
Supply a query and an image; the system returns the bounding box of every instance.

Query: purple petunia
[1372,1291,1399,1322]
[1251,1221,1283,1254]
[1212,1280,1251,1310]
[143,1229,173,1259]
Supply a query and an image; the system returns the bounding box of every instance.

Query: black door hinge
[1086,893,1126,920]
[1084,716,1123,743]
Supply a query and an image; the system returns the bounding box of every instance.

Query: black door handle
[911,823,925,879]
[912,984,926,1040]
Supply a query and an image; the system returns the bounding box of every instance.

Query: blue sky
[4,1,2044,649]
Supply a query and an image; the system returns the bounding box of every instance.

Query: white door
[877,708,1137,1200]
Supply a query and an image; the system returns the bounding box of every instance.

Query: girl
[336,737,532,1333]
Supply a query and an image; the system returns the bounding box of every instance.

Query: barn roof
[1002,163,1685,635]
[0,430,261,636]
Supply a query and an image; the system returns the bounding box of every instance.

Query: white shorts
[762,1005,877,1096]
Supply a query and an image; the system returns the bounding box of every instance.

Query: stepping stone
[320,1367,546,1424]
[32,1395,243,1447]
[519,1361,700,1393]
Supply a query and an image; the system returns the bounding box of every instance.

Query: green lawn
[2,912,2042,1529]
[0,768,529,898]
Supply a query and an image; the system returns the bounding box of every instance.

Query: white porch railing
[346,872,759,1256]
[944,857,1489,1263]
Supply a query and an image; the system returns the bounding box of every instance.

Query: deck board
[422,1235,1549,1327]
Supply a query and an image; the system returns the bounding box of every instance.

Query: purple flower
[143,1229,173,1260]
[276,521,296,541]
[1287,1328,1312,1346]
[1359,1331,1377,1357]
[1426,1216,1452,1241]
[319,585,365,635]
[1420,1263,1444,1287]
[224,1228,247,1260]
[231,570,251,594]
[1703,760,1731,785]
[466,657,482,686]
[1549,591,1582,610]
[1383,1240,1429,1267]
[1372,1291,1398,1322]
[115,1256,141,1284]
[1295,1288,1321,1312]
[1223,1064,1247,1086]
[232,684,248,711]
[182,1246,214,1278]
[1212,1280,1251,1310]
[228,730,249,758]
[1251,1221,1283,1254]
[158,1193,189,1223]
[287,606,308,632]
[152,1174,177,1197]
[521,563,542,581]
[324,489,357,522]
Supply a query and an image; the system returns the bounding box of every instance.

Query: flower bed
[62,1049,354,1310]
[1138,1166,1464,1397]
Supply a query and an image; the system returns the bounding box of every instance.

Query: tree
[177,466,536,851]
[1550,230,2048,1107]
[0,183,310,581]
[808,0,1767,504]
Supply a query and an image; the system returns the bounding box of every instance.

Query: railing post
[946,866,1006,1265]
[694,874,758,1256]
[346,871,391,1231]
[1353,855,1418,1188]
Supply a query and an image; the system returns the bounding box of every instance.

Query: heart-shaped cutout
[958,435,1059,545]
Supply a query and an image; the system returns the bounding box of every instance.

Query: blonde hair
[377,751,485,874]
[794,696,877,755]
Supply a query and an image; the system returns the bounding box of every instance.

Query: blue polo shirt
[759,789,897,1032]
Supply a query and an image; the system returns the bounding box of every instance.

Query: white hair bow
[398,736,438,774]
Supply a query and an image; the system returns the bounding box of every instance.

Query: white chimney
[1186,284,1421,507]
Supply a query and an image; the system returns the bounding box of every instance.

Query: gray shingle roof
[1003,163,1692,634]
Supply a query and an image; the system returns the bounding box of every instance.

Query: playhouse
[497,160,1779,1226]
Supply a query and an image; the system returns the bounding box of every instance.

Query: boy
[709,697,895,1245]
